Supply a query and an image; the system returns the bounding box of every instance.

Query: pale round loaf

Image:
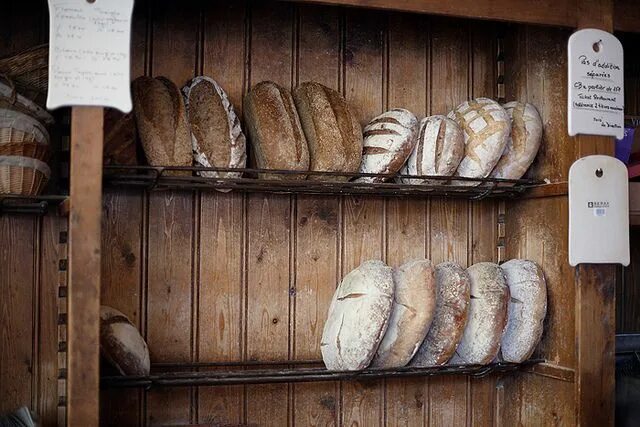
[500,259,547,363]
[321,260,394,371]
[100,306,150,376]
[490,102,543,180]
[371,259,437,368]
[447,98,510,184]
[410,262,470,367]
[357,108,418,183]
[401,115,464,184]
[450,262,509,365]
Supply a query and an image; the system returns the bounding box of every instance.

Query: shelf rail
[0,195,68,215]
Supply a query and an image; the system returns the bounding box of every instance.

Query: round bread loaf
[100,306,150,376]
[357,108,418,183]
[411,262,470,367]
[447,98,510,184]
[321,260,394,371]
[183,76,246,179]
[500,259,547,363]
[490,102,543,180]
[293,82,362,181]
[401,115,464,184]
[450,262,509,365]
[371,259,437,368]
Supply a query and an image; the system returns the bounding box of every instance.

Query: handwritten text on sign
[47,0,134,113]
[568,29,624,139]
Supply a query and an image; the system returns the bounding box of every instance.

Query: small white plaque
[47,0,134,113]
[569,155,629,266]
[568,29,624,139]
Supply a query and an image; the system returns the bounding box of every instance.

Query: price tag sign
[568,29,624,139]
[47,0,134,113]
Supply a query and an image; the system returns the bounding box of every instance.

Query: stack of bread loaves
[321,258,547,370]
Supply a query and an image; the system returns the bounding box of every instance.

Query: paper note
[47,0,134,112]
[568,29,624,139]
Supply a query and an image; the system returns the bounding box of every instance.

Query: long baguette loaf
[100,306,150,376]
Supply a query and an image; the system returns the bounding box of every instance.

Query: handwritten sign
[568,29,624,139]
[47,0,134,112]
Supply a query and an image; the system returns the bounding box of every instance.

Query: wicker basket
[0,155,50,195]
[0,76,54,126]
[0,45,48,99]
[0,141,50,161]
[0,108,50,145]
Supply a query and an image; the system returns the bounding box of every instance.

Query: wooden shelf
[0,195,69,216]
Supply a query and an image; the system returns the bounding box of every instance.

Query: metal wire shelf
[0,195,68,215]
[103,165,543,200]
[101,359,543,389]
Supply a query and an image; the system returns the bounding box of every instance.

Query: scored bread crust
[100,306,150,376]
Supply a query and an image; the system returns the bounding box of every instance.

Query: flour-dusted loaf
[321,260,394,371]
[450,262,509,365]
[293,82,362,181]
[371,259,437,368]
[357,108,418,182]
[490,102,543,180]
[100,306,150,376]
[131,76,192,174]
[244,81,309,180]
[401,115,464,184]
[183,76,246,179]
[411,262,470,367]
[500,259,547,363]
[447,98,510,183]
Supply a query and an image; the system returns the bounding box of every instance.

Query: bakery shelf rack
[0,194,68,215]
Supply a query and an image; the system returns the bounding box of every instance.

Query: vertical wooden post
[67,106,104,426]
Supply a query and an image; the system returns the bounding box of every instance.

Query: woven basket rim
[0,107,50,144]
[0,80,54,125]
[0,155,51,178]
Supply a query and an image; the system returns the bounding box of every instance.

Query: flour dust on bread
[447,98,510,184]
[411,262,470,367]
[100,306,150,376]
[401,115,464,184]
[183,76,246,179]
[357,108,418,182]
[321,260,394,371]
[490,102,543,180]
[500,259,547,363]
[371,259,437,368]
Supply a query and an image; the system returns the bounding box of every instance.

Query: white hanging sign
[568,29,624,139]
[569,155,629,266]
[47,0,134,113]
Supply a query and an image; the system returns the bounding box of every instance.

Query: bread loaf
[321,260,394,371]
[401,115,464,184]
[490,102,543,180]
[131,76,192,175]
[371,259,437,368]
[244,81,309,180]
[357,108,418,183]
[450,262,509,365]
[183,76,246,179]
[293,82,362,181]
[500,259,547,363]
[447,98,510,184]
[100,306,150,376]
[411,262,470,367]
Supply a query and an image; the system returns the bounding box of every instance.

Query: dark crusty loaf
[500,259,547,363]
[411,262,470,366]
[100,306,150,376]
[293,82,362,181]
[183,76,246,179]
[371,259,437,368]
[131,76,192,175]
[244,81,309,180]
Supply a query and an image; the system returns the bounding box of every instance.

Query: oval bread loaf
[447,98,510,183]
[357,108,418,183]
[411,262,470,366]
[401,115,464,184]
[490,102,543,180]
[244,81,309,180]
[500,259,547,363]
[321,260,394,371]
[131,76,192,175]
[183,76,246,179]
[100,306,150,376]
[371,259,437,368]
[450,262,509,365]
[293,82,362,181]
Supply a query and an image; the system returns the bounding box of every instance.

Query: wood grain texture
[615,0,640,33]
